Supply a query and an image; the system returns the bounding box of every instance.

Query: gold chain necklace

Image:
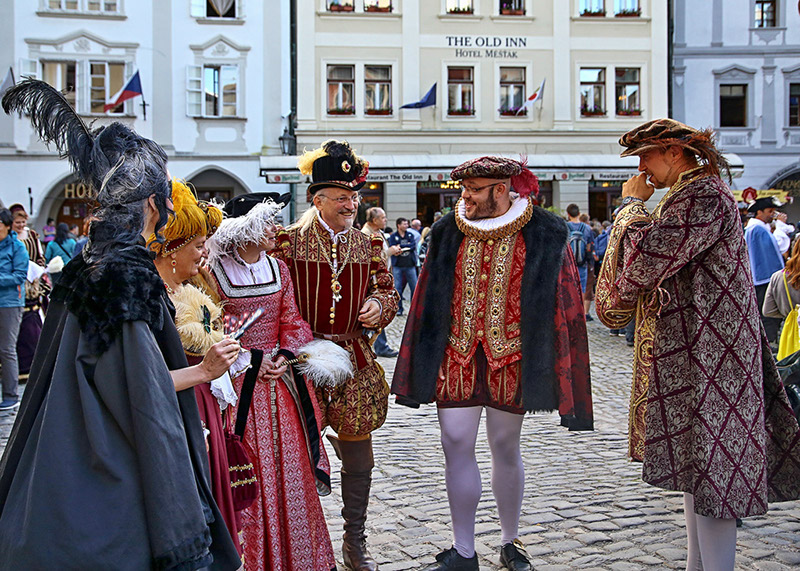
[314,226,353,306]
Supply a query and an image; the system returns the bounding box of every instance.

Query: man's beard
[339,209,355,229]
[465,191,498,220]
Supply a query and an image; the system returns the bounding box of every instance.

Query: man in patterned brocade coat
[274,140,398,571]
[596,118,800,570]
[392,157,593,571]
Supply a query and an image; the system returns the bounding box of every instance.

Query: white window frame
[190,0,245,20]
[713,65,756,131]
[578,66,607,117]
[445,0,474,15]
[579,0,605,16]
[495,63,531,119]
[753,0,778,28]
[364,64,393,115]
[442,60,481,121]
[614,67,641,116]
[612,0,640,16]
[186,63,240,118]
[89,60,127,115]
[42,0,123,13]
[319,60,398,119]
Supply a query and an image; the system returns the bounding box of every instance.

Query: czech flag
[104,71,142,112]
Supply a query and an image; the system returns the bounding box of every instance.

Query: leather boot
[327,434,378,571]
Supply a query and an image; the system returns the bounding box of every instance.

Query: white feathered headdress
[207,200,283,264]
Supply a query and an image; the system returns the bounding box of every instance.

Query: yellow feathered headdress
[150,179,223,256]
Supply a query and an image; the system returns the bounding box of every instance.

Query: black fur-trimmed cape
[392,206,590,420]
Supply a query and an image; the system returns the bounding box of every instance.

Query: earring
[171,259,177,274]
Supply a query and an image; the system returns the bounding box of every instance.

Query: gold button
[330,319,335,324]
[479,292,486,299]
[480,274,488,281]
[477,312,484,319]
[487,239,495,246]
[476,330,484,337]
[483,256,490,262]
[330,313,336,319]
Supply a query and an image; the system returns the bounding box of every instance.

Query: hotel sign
[447,35,528,59]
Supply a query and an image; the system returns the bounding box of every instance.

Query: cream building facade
[261,0,672,224]
[0,0,289,230]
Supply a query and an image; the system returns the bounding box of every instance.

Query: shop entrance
[589,180,623,222]
[416,181,461,225]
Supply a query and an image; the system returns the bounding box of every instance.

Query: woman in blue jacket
[44,222,76,265]
[0,208,28,410]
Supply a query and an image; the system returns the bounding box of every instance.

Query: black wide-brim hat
[298,140,369,194]
[223,191,291,218]
[747,196,783,213]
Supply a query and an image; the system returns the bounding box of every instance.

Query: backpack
[594,229,610,260]
[568,224,588,266]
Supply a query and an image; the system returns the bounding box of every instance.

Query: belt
[313,329,364,342]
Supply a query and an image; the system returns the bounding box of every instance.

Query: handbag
[223,349,263,512]
[777,272,800,361]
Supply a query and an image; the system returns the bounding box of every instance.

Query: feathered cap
[450,156,539,198]
[747,196,783,214]
[149,179,223,257]
[297,140,369,194]
[207,192,283,264]
[2,79,170,208]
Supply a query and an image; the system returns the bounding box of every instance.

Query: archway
[184,166,252,204]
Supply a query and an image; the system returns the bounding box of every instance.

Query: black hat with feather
[297,140,369,194]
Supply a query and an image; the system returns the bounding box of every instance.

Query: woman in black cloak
[0,79,241,571]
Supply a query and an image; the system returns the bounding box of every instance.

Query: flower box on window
[365,5,392,13]
[448,108,475,116]
[498,107,527,116]
[329,4,355,12]
[615,9,641,17]
[580,107,607,116]
[580,9,606,17]
[617,108,642,116]
[366,108,392,115]
[327,106,355,115]
[448,7,474,14]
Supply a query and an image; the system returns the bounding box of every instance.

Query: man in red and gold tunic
[392,157,593,571]
[275,140,398,571]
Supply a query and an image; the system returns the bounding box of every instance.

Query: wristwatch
[620,196,645,208]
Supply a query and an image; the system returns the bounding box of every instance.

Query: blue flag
[400,83,436,109]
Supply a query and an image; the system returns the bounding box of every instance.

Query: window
[580,0,605,16]
[789,84,799,127]
[447,0,473,14]
[90,61,125,114]
[580,68,606,116]
[365,0,392,12]
[327,65,355,115]
[614,0,640,16]
[205,0,236,18]
[47,0,118,11]
[615,68,640,116]
[186,64,238,117]
[755,1,777,28]
[500,1,525,15]
[448,67,474,115]
[720,84,747,127]
[365,66,392,115]
[41,61,77,109]
[328,0,354,12]
[499,67,526,115]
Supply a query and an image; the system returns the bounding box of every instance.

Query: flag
[400,83,436,109]
[104,70,143,112]
[516,77,546,115]
[0,67,14,97]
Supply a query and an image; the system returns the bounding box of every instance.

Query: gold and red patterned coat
[275,215,399,436]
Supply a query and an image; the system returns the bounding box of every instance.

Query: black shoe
[422,547,478,571]
[500,540,532,571]
[376,349,398,358]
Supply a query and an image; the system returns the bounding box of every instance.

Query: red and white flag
[104,70,143,112]
[517,77,546,115]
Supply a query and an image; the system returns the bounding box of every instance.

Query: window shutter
[18,58,38,80]
[190,0,205,18]
[186,65,202,117]
[221,64,239,116]
[76,60,88,114]
[236,0,245,19]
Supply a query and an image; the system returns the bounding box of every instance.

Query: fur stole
[53,244,165,355]
[407,206,568,412]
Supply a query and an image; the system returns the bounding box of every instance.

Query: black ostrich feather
[2,78,94,184]
[323,140,354,159]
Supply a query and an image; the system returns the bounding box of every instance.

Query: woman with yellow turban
[151,180,245,557]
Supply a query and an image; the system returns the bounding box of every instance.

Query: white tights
[684,493,737,571]
[437,406,525,558]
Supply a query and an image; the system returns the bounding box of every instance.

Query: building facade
[672,0,800,217]
[0,0,289,230]
[260,0,671,224]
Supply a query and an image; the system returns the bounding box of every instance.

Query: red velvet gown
[209,253,335,571]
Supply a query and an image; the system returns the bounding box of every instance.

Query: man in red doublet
[275,141,398,571]
[393,156,592,571]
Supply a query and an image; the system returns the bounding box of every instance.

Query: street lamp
[279,127,296,156]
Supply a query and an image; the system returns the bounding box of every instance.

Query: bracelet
[620,196,645,207]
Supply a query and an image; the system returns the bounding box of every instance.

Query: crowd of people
[0,78,799,571]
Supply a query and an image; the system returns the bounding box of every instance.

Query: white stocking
[438,406,483,559]
[684,493,737,571]
[486,408,525,545]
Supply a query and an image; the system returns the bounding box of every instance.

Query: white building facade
[672,0,800,216]
[260,0,671,224]
[0,0,290,230]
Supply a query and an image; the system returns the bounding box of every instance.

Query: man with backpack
[566,204,595,320]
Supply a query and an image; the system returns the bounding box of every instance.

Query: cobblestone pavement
[2,312,799,570]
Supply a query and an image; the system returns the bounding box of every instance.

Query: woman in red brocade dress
[206,193,335,571]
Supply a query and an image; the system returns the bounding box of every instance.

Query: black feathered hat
[223,192,291,218]
[297,140,369,194]
[747,196,783,214]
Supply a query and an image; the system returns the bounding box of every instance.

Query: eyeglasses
[318,193,361,205]
[460,182,500,196]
